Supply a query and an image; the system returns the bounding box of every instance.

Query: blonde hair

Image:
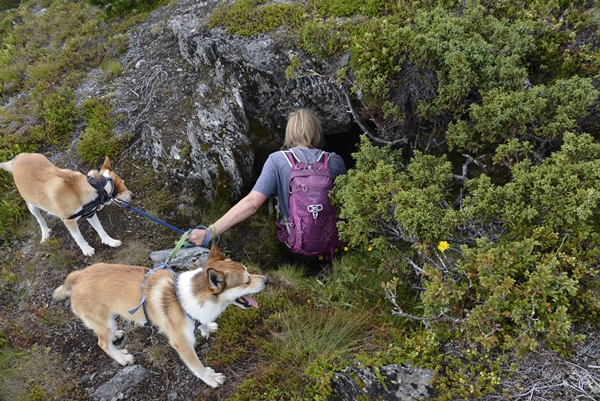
[283,109,325,149]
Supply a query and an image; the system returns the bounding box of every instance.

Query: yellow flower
[437,241,450,252]
[344,247,349,251]
[367,245,373,252]
[318,255,324,260]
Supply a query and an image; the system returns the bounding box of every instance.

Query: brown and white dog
[52,242,269,388]
[0,153,134,256]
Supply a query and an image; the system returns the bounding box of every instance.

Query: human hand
[187,228,207,246]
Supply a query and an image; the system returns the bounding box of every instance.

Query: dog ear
[207,268,225,292]
[207,242,225,262]
[101,156,113,171]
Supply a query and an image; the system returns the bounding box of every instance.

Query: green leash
[166,230,192,264]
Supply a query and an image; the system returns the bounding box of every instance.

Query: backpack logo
[307,190,321,202]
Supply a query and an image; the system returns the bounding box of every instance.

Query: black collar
[66,175,115,220]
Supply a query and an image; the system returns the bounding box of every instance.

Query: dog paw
[201,368,225,388]
[81,245,95,256]
[113,330,125,341]
[104,238,122,247]
[114,349,134,365]
[199,322,218,339]
[40,232,51,242]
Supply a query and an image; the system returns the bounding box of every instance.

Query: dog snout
[263,276,269,285]
[117,190,135,202]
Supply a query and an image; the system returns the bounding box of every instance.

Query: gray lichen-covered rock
[331,363,436,401]
[93,364,148,399]
[92,0,352,204]
[149,245,209,269]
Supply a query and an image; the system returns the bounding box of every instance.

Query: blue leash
[114,200,185,235]
[113,199,216,247]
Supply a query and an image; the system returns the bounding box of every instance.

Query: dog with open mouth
[52,242,269,388]
[0,153,134,256]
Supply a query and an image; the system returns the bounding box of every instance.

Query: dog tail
[0,160,13,172]
[52,282,72,302]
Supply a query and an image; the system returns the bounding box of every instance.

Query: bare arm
[188,190,267,246]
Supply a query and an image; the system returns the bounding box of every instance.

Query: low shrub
[77,97,131,164]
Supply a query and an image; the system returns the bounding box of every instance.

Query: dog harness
[128,264,202,328]
[66,175,116,220]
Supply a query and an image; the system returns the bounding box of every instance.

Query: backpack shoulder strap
[315,150,329,168]
[280,150,297,168]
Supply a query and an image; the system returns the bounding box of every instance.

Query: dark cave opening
[324,122,363,171]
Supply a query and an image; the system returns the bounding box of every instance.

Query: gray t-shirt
[252,147,347,219]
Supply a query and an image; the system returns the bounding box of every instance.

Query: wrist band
[208,224,218,241]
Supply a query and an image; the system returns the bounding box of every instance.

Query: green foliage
[224,259,386,400]
[332,135,459,249]
[77,97,131,164]
[299,18,349,61]
[208,291,268,365]
[0,145,30,239]
[432,347,507,400]
[0,0,19,12]
[260,304,371,399]
[229,364,305,401]
[316,248,392,308]
[420,133,600,353]
[0,345,70,400]
[309,0,398,18]
[84,0,167,16]
[466,133,600,242]
[448,76,598,152]
[100,59,122,79]
[285,54,301,80]
[210,0,304,37]
[264,304,370,366]
[28,88,76,147]
[345,19,411,107]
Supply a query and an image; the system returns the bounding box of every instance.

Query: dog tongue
[242,295,258,308]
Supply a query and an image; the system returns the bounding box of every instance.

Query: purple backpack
[276,150,341,260]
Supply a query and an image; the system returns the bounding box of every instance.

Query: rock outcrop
[79,0,353,204]
[331,363,436,401]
